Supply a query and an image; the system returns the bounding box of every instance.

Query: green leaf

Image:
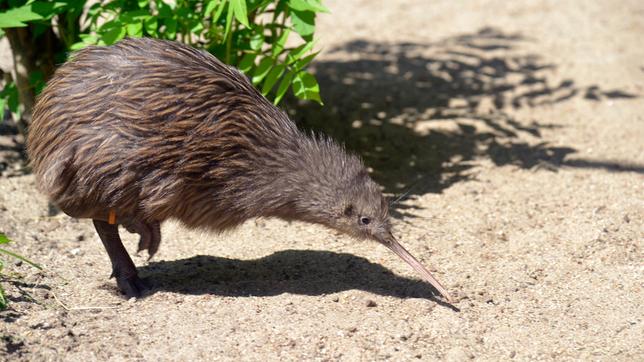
[144,16,157,36]
[29,70,46,95]
[120,9,150,22]
[70,33,99,50]
[138,0,149,8]
[274,70,294,105]
[288,0,329,13]
[0,283,6,310]
[293,71,322,104]
[293,51,318,71]
[1,82,21,119]
[230,0,249,28]
[204,0,219,16]
[286,41,314,64]
[248,0,272,12]
[224,1,233,38]
[261,64,285,95]
[157,0,173,18]
[0,247,43,270]
[164,18,177,39]
[0,233,9,244]
[32,1,83,19]
[100,22,126,45]
[0,3,44,28]
[126,21,143,37]
[191,21,204,34]
[308,0,330,13]
[212,0,227,22]
[290,10,315,38]
[271,28,291,57]
[252,57,273,85]
[238,53,256,73]
[249,32,264,51]
[88,2,102,17]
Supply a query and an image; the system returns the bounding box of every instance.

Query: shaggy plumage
[27,38,452,302]
[29,38,382,231]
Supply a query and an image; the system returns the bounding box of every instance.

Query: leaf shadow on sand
[285,27,641,217]
[138,250,456,309]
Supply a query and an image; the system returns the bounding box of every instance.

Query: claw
[137,226,152,254]
[147,221,161,259]
[123,219,161,258]
[115,275,150,298]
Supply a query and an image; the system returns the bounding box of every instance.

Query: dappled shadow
[287,27,640,206]
[2,28,641,201]
[138,250,452,307]
[0,110,19,135]
[0,310,21,323]
[0,118,26,176]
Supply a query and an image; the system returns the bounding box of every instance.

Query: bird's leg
[93,219,148,297]
[122,220,162,259]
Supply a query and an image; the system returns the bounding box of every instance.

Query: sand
[1,0,642,360]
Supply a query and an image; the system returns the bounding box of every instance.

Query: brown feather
[27,37,387,234]
[27,38,455,303]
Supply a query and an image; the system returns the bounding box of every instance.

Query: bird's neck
[247,132,363,225]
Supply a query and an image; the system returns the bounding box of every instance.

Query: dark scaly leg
[93,219,148,297]
[123,220,162,259]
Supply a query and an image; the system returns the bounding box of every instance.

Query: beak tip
[380,235,455,304]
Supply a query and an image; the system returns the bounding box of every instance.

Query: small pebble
[366,299,377,307]
[497,230,508,241]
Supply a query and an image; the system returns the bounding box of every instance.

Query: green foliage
[1,69,45,123]
[0,81,20,121]
[0,0,326,120]
[0,233,42,310]
[0,0,84,38]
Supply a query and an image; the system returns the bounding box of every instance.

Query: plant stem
[225,19,234,64]
[0,248,42,270]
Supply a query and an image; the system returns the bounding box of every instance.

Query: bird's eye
[359,216,371,225]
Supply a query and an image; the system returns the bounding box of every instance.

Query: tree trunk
[4,27,37,134]
[4,25,65,136]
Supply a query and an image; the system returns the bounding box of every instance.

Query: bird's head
[285,137,453,302]
[328,170,453,303]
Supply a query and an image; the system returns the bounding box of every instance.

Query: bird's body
[28,38,452,302]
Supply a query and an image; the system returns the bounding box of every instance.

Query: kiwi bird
[27,37,453,302]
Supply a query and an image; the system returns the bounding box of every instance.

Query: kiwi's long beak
[378,232,454,303]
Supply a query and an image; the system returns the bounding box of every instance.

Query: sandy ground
[1,0,643,360]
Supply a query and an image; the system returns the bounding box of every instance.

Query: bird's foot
[114,273,150,298]
[123,220,162,259]
[94,219,149,299]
